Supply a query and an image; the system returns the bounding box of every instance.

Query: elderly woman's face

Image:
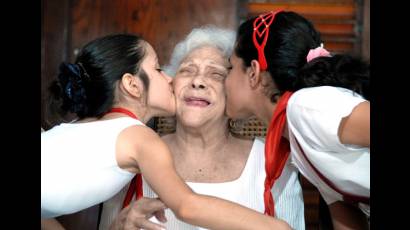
[173,46,230,127]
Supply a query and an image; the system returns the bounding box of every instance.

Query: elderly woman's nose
[191,74,207,89]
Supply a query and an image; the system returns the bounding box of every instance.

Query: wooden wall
[362,0,370,61]
[41,0,71,129]
[246,0,368,56]
[70,0,238,66]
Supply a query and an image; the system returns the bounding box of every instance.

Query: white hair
[163,25,236,76]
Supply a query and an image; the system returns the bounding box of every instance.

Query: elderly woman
[101,26,305,230]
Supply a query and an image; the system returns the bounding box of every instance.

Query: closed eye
[212,72,225,77]
[210,72,226,81]
[179,68,195,74]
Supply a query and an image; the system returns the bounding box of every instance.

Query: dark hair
[49,34,149,118]
[235,11,369,100]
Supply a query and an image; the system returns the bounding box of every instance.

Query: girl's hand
[110,197,167,230]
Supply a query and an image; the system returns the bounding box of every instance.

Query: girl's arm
[123,126,290,230]
[338,101,370,147]
[328,201,369,230]
[41,218,65,230]
[109,197,167,230]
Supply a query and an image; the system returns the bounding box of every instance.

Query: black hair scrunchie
[58,62,89,114]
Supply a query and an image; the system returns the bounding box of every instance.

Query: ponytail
[52,62,91,117]
[48,34,147,120]
[295,54,370,100]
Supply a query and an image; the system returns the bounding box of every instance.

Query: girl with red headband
[225,11,370,229]
[41,34,291,230]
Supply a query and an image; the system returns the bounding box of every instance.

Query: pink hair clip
[306,43,331,62]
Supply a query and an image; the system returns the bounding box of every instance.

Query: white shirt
[142,137,305,230]
[286,86,370,206]
[41,117,143,218]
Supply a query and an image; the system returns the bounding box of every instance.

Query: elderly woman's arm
[131,126,290,230]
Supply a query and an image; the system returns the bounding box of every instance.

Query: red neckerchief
[263,91,293,216]
[105,107,143,209]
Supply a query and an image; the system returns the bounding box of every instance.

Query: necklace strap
[106,107,138,120]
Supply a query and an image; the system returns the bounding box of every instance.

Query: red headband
[252,11,282,71]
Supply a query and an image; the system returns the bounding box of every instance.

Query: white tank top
[141,138,305,230]
[99,138,305,230]
[41,117,144,218]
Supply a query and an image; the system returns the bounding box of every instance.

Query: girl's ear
[120,73,144,98]
[247,60,262,89]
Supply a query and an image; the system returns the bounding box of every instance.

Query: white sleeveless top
[287,86,370,212]
[140,138,305,230]
[41,117,144,218]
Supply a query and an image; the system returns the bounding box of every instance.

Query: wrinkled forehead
[179,59,228,72]
[180,46,229,69]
